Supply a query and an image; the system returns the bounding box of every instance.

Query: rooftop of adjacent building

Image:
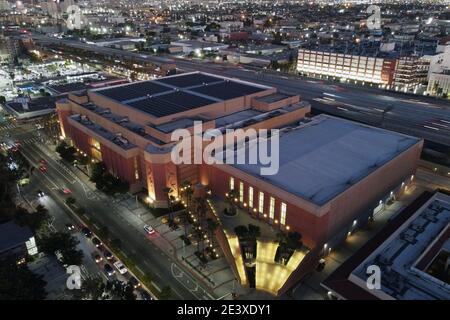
[0,221,33,253]
[323,190,450,300]
[222,114,421,206]
[299,40,437,59]
[351,191,450,300]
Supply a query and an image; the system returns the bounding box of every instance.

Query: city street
[5,126,216,300]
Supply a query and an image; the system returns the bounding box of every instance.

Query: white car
[144,225,155,235]
[113,261,128,275]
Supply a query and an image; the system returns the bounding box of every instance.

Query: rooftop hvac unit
[117,117,129,123]
[14,97,29,110]
[114,133,128,145]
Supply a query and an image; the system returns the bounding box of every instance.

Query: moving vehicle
[93,253,103,263]
[128,277,141,289]
[37,190,45,197]
[92,237,102,248]
[65,223,75,231]
[82,227,92,238]
[104,264,115,276]
[139,289,152,300]
[103,249,113,260]
[144,225,155,235]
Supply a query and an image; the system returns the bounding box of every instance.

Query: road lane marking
[151,281,162,292]
[135,266,145,275]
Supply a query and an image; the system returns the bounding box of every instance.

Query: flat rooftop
[255,93,294,104]
[6,96,60,113]
[93,72,270,118]
[323,191,450,300]
[0,221,33,253]
[228,114,420,206]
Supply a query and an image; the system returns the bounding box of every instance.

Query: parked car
[65,223,75,231]
[92,237,102,248]
[104,264,115,276]
[62,188,72,194]
[144,225,155,235]
[113,261,128,275]
[37,190,45,197]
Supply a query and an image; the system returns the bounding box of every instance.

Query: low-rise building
[297,48,397,86]
[0,221,38,263]
[323,190,450,300]
[170,40,229,55]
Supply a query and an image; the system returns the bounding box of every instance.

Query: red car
[39,165,47,173]
[62,188,72,194]
[39,159,47,165]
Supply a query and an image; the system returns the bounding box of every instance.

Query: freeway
[2,123,215,300]
[32,33,450,147]
[32,34,173,65]
[174,59,450,147]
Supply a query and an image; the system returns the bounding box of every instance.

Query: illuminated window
[134,157,139,180]
[90,138,102,161]
[229,177,234,191]
[248,187,254,208]
[239,182,244,202]
[259,191,264,213]
[269,197,275,219]
[25,237,38,256]
[280,202,287,225]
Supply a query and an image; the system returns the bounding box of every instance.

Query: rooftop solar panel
[97,81,171,102]
[191,81,266,100]
[155,73,224,88]
[127,91,216,117]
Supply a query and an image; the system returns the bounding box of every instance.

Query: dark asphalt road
[2,124,213,300]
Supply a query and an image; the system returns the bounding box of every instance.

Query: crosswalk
[0,123,17,131]
[20,136,44,145]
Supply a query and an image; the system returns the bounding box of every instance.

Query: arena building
[56,72,423,295]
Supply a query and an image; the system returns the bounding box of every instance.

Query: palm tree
[181,209,190,238]
[206,218,218,249]
[194,196,207,255]
[247,224,261,241]
[180,181,192,207]
[162,187,173,222]
[226,189,239,215]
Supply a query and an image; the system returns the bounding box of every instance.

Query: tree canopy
[40,232,84,266]
[0,258,47,300]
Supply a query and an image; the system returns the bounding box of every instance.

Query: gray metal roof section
[228,114,420,206]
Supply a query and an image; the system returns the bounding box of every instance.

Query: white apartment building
[426,45,450,97]
[297,49,396,85]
